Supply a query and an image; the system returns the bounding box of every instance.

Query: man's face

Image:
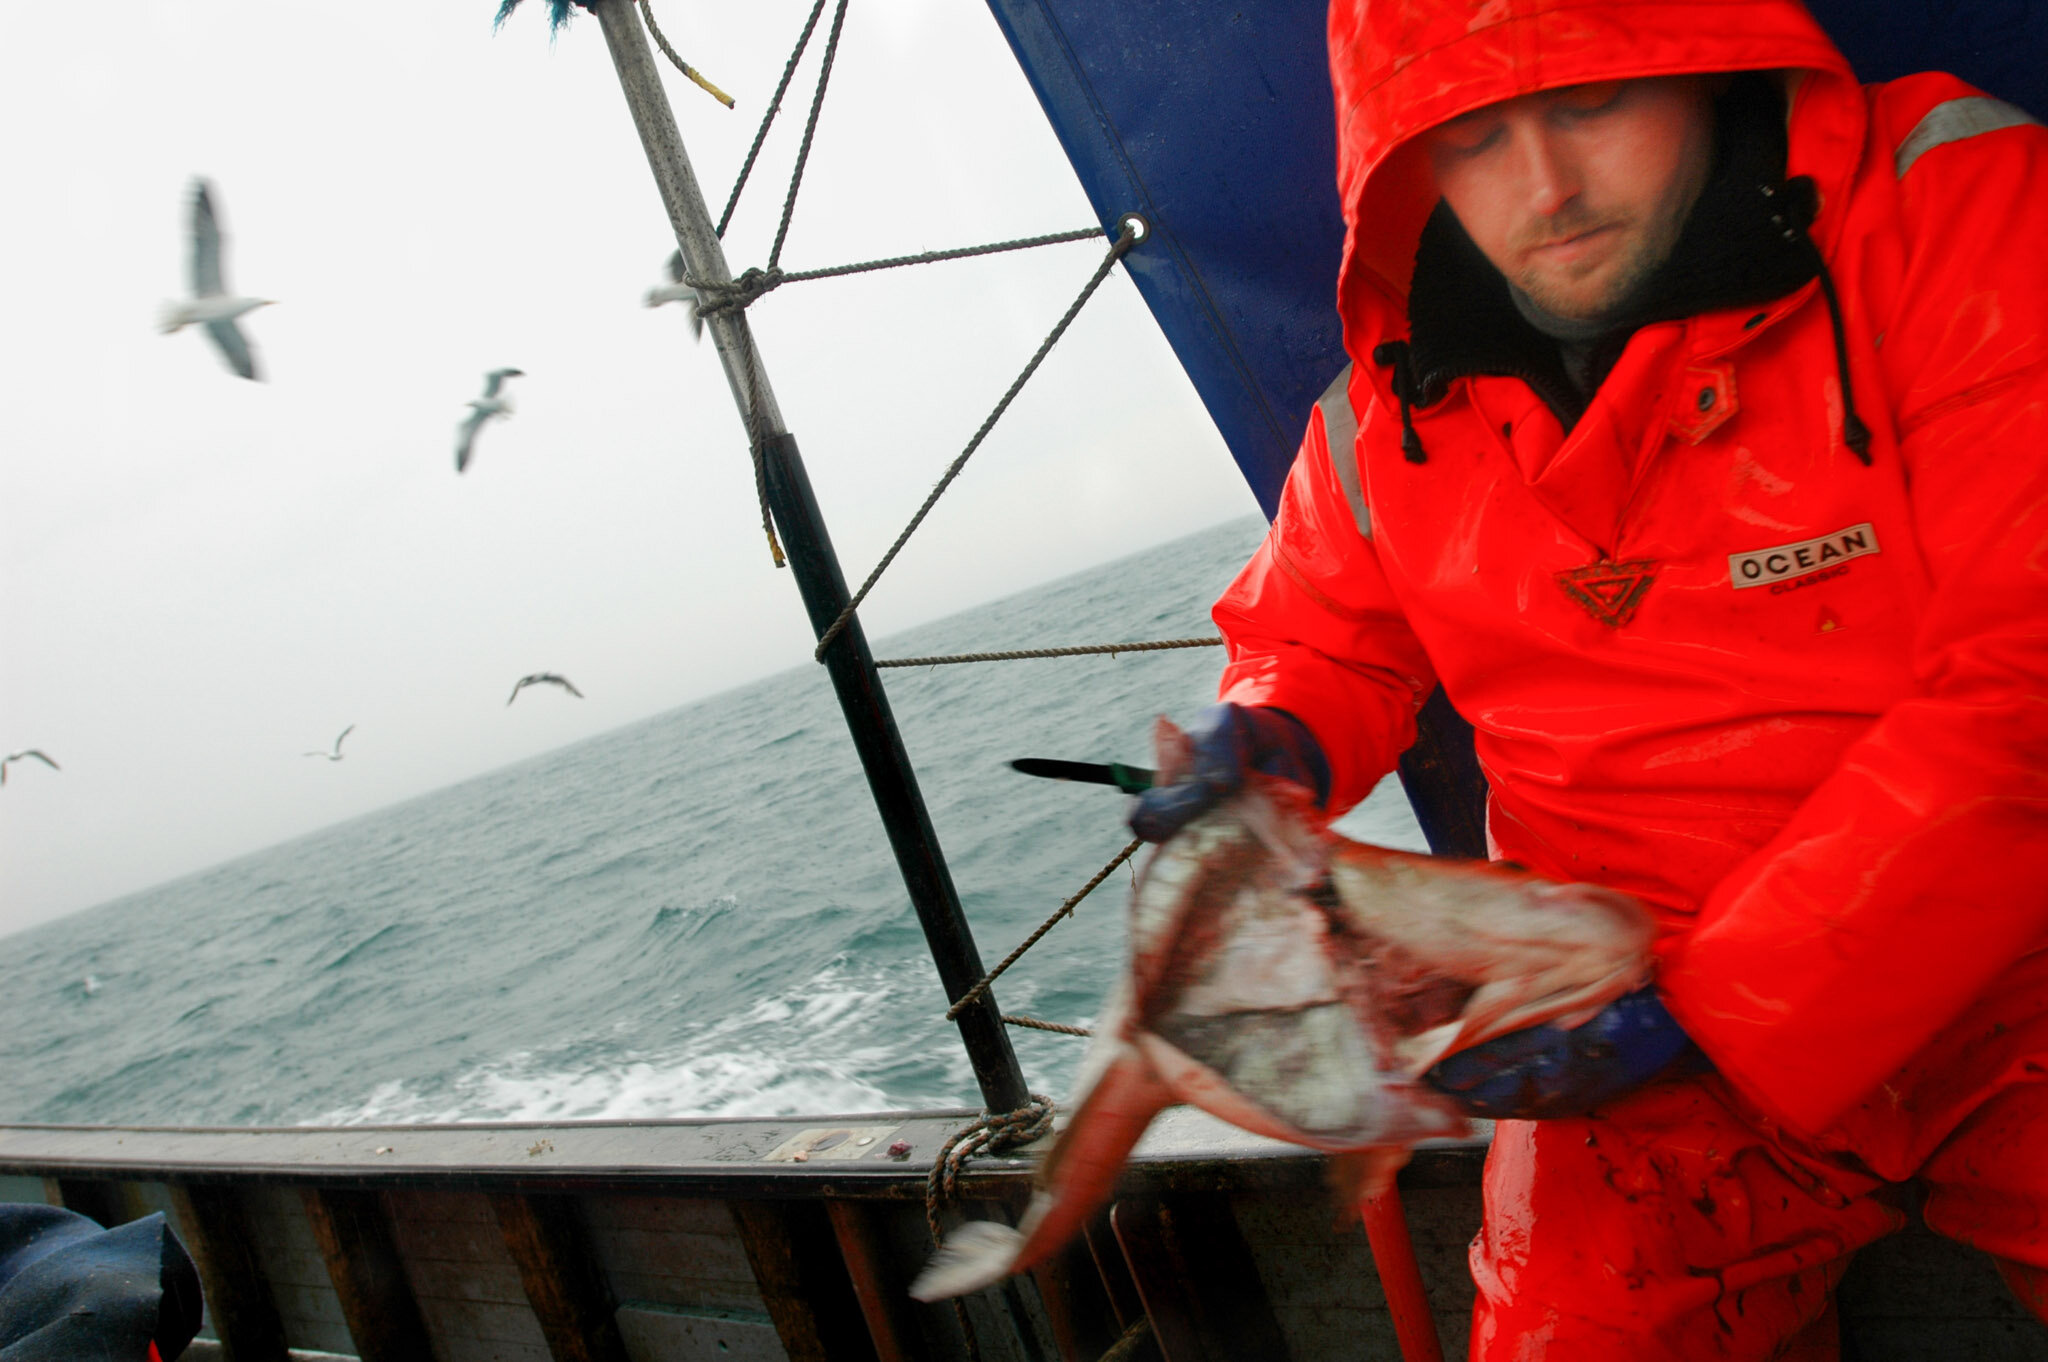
[1424,77,1717,321]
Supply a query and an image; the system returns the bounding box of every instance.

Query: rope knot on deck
[924,1095,1056,1239]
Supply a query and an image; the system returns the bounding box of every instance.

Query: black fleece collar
[1398,73,1820,430]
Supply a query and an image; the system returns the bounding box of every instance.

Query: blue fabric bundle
[0,1204,202,1361]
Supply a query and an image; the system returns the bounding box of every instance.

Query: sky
[0,0,1256,932]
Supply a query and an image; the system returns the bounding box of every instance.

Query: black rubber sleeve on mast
[758,431,1032,1114]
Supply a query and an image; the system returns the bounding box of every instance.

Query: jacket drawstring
[1372,340,1428,463]
[1769,178,1873,465]
[1810,262,1873,464]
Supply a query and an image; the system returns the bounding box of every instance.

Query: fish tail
[913,1046,1169,1301]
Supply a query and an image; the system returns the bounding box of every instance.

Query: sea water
[0,518,1425,1127]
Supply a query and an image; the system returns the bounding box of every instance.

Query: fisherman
[1132,0,2048,1354]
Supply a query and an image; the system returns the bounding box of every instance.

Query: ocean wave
[0,518,1404,1129]
[311,1047,897,1125]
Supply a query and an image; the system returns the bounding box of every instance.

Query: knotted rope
[924,1094,1057,1359]
[923,1094,1058,1244]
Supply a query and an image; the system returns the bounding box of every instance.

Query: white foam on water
[311,1046,898,1125]
[311,953,927,1125]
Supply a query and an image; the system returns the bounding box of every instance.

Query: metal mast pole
[588,0,1030,1114]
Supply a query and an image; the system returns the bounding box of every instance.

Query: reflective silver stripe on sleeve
[1316,363,1371,539]
[1895,96,2041,178]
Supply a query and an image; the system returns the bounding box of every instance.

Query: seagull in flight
[456,368,524,473]
[507,673,584,706]
[303,724,354,761]
[158,179,273,380]
[1,750,60,786]
[645,251,704,339]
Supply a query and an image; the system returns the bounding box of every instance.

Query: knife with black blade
[1009,758,1156,793]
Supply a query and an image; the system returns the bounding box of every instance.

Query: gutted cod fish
[911,721,1654,1302]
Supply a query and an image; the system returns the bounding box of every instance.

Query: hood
[1327,0,1865,330]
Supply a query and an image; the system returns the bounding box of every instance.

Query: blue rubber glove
[1129,702,1331,843]
[1423,987,1704,1120]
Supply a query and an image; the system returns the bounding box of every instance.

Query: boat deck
[3,1111,2040,1360]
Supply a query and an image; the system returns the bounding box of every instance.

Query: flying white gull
[303,724,354,761]
[644,251,704,339]
[1,750,60,786]
[456,368,524,473]
[507,673,584,706]
[158,179,273,381]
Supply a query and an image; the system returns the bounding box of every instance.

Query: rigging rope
[769,0,852,270]
[1002,1014,1092,1037]
[813,217,1144,661]
[778,226,1105,283]
[691,226,1103,320]
[708,225,1104,568]
[636,0,734,108]
[879,637,1221,668]
[947,837,1143,1022]
[717,0,831,237]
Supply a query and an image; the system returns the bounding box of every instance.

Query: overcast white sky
[0,0,1255,933]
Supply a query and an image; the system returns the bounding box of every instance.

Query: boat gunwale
[0,1109,1491,1196]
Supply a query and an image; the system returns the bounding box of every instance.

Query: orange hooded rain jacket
[1214,0,2048,1146]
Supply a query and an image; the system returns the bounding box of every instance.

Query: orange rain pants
[1469,948,2048,1360]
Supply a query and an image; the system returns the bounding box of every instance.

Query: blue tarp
[984,1,2048,516]
[0,1205,201,1361]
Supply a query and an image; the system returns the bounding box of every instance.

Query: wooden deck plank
[1030,1235,1125,1362]
[1232,1186,1478,1361]
[302,1187,436,1362]
[1110,1194,1290,1362]
[733,1200,880,1362]
[405,1254,531,1307]
[396,1211,522,1266]
[491,1192,631,1362]
[614,1303,787,1362]
[584,1226,758,1281]
[173,1183,291,1362]
[414,1294,552,1352]
[269,1281,352,1330]
[53,1175,145,1228]
[242,1185,338,1281]
[583,1195,738,1237]
[604,1269,766,1316]
[402,1187,500,1223]
[1085,1212,1145,1337]
[235,1185,356,1354]
[824,1199,928,1362]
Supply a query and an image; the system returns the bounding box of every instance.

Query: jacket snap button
[1696,386,1716,412]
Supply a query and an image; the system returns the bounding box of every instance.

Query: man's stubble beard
[1509,200,1684,325]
